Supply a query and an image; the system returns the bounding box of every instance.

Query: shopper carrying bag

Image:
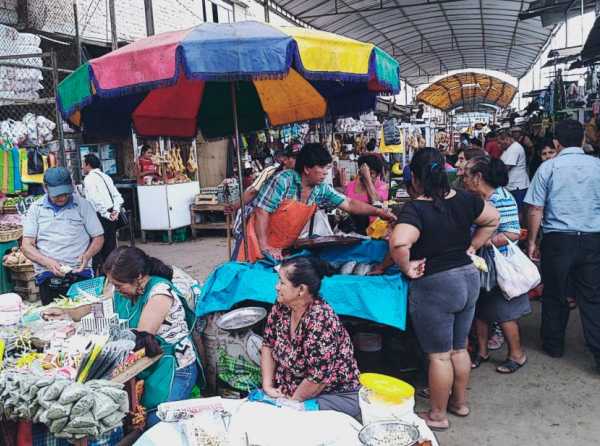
[492,236,541,300]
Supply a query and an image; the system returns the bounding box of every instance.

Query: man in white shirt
[83,154,124,271]
[498,130,530,211]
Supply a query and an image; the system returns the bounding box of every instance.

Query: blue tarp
[196,240,409,330]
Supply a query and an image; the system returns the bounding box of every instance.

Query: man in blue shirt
[525,119,600,373]
[22,167,104,304]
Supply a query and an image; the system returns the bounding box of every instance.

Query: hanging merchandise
[380,119,403,153]
[27,147,44,175]
[20,148,47,184]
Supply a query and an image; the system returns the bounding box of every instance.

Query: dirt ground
[141,236,600,446]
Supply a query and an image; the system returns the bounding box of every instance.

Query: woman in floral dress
[261,256,361,418]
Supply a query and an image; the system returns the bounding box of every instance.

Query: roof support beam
[479,0,487,69]
[299,0,465,19]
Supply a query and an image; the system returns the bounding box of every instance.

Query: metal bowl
[216,307,267,332]
[358,421,420,446]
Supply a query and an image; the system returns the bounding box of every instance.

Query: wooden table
[190,204,233,257]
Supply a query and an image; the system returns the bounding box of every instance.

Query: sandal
[497,356,527,374]
[417,411,450,432]
[471,354,490,369]
[447,405,470,417]
[567,298,577,311]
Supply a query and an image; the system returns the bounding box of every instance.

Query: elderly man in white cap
[21,167,104,304]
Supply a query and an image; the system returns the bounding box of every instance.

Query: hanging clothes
[11,147,22,193]
[19,148,47,184]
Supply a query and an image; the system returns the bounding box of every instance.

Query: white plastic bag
[492,238,541,300]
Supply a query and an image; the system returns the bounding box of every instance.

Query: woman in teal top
[104,247,199,427]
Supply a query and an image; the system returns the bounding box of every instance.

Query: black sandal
[497,357,527,374]
[471,354,489,369]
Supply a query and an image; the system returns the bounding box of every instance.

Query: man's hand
[378,208,397,222]
[224,202,240,215]
[367,263,386,276]
[109,210,119,221]
[262,246,283,261]
[528,241,541,262]
[45,258,65,277]
[74,254,90,273]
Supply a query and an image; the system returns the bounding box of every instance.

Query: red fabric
[485,140,503,159]
[133,75,205,137]
[17,420,32,446]
[91,29,191,91]
[138,157,157,174]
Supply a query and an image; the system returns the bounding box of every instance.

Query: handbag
[478,246,497,292]
[491,236,541,300]
[94,172,128,230]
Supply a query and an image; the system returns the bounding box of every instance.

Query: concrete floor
[140,236,599,446]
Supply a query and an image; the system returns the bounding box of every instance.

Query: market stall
[0,279,160,445]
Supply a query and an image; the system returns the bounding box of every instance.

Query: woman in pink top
[344,155,389,234]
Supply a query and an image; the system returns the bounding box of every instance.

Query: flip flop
[447,405,470,417]
[497,356,527,374]
[471,354,490,369]
[418,411,450,432]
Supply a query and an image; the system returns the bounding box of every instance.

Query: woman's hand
[263,385,284,398]
[41,307,69,321]
[359,163,371,181]
[404,259,426,279]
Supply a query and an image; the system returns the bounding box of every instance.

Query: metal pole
[73,0,81,66]
[51,51,66,168]
[581,0,585,46]
[264,0,270,23]
[231,82,248,260]
[108,0,118,50]
[144,0,155,36]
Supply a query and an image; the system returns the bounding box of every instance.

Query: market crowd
[19,118,600,434]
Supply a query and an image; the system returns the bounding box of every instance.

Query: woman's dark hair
[459,148,487,161]
[140,145,152,155]
[366,138,377,152]
[357,154,384,177]
[467,155,509,188]
[103,246,173,284]
[295,143,333,174]
[280,256,335,297]
[84,153,101,169]
[410,147,450,208]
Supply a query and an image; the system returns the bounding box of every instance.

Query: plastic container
[359,387,415,425]
[359,374,416,424]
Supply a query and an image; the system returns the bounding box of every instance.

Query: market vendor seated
[137,145,160,185]
[240,143,395,261]
[261,256,362,419]
[22,167,104,305]
[103,246,199,427]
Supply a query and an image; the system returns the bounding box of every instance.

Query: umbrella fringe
[57,94,94,123]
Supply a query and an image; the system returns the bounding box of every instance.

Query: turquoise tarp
[196,240,408,330]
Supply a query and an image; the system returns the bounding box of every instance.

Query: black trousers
[540,232,600,363]
[39,274,86,305]
[93,214,118,272]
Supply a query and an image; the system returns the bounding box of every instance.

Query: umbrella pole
[231,81,249,261]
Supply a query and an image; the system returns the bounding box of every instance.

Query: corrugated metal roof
[272,0,556,86]
[416,71,517,111]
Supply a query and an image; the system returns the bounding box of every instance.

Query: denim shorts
[409,264,480,353]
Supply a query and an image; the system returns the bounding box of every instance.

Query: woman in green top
[104,247,199,427]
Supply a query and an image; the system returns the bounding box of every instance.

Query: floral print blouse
[262,299,360,396]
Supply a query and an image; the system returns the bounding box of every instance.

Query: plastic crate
[67,276,107,298]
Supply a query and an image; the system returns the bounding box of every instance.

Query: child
[540,144,557,162]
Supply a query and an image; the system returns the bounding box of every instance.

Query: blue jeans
[146,362,198,427]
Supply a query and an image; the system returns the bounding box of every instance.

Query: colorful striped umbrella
[57,21,400,260]
[57,21,400,139]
